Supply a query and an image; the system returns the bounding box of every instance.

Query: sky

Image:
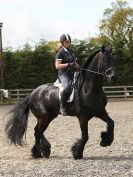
[0,0,133,49]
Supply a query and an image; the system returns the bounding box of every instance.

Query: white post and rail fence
[0,86,133,104]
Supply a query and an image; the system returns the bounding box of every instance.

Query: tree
[99,0,133,48]
[99,0,133,85]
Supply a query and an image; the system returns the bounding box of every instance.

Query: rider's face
[63,40,71,48]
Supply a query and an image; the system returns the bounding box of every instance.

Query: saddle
[54,79,74,103]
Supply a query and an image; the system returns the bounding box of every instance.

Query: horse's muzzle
[106,68,118,83]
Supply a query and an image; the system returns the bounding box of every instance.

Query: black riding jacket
[55,47,76,76]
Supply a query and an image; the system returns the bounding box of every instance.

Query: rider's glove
[68,62,79,70]
[68,62,75,67]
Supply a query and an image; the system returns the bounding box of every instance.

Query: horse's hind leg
[99,110,114,147]
[32,115,52,159]
[71,117,88,160]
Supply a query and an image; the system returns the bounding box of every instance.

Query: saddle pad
[54,79,74,102]
[0,89,9,98]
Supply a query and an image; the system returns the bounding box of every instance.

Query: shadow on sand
[50,154,133,161]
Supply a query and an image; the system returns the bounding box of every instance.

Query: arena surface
[0,100,133,177]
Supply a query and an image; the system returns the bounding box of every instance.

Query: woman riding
[55,34,78,115]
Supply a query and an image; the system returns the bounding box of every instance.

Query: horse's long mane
[77,50,100,92]
[83,50,100,69]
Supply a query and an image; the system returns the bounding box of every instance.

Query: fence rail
[0,86,133,104]
[103,86,133,98]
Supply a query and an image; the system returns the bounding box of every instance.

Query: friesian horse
[5,44,117,159]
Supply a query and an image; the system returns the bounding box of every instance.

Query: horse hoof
[32,144,51,159]
[31,145,43,159]
[42,146,51,158]
[100,131,113,147]
[73,153,83,160]
[100,141,108,147]
[100,140,112,147]
[71,146,83,160]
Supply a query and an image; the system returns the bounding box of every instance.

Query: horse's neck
[79,58,103,93]
[83,73,103,93]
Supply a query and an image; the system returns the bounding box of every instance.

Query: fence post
[124,86,127,100]
[0,91,3,103]
[17,89,19,100]
[8,90,11,104]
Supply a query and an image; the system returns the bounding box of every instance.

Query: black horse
[5,44,117,159]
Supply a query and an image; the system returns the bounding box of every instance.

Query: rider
[55,34,78,115]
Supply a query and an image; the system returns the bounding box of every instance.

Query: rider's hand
[68,62,79,70]
[68,62,75,67]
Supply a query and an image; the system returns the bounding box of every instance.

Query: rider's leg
[59,74,71,115]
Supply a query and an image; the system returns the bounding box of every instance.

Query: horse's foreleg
[32,116,51,159]
[71,117,88,159]
[99,110,114,147]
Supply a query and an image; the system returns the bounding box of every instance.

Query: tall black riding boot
[60,92,68,116]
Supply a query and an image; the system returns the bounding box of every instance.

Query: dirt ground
[0,100,133,177]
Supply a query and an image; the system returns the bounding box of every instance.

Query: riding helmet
[60,34,71,44]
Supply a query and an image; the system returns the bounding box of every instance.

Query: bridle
[79,52,115,77]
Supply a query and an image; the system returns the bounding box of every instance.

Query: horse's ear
[110,44,113,52]
[101,43,112,53]
[101,45,105,53]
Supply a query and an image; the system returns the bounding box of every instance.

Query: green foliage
[98,0,133,85]
[4,41,57,89]
[3,0,133,88]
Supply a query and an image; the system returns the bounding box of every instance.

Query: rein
[79,66,105,76]
[77,51,105,76]
[79,66,115,77]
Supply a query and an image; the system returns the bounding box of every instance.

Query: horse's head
[98,44,117,83]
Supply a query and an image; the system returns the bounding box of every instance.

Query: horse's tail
[5,96,30,146]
